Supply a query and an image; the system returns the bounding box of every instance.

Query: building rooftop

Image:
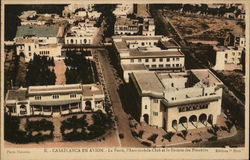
[6,89,27,101]
[131,69,223,96]
[129,48,184,58]
[28,84,82,95]
[82,84,104,97]
[115,17,139,26]
[15,26,59,38]
[113,35,184,58]
[131,72,165,93]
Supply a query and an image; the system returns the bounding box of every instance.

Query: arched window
[199,113,207,124]
[172,120,177,129]
[145,105,147,109]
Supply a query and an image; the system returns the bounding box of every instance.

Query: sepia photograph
[1,0,249,159]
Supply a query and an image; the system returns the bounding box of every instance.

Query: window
[145,65,149,68]
[152,58,156,62]
[176,64,179,67]
[28,46,31,51]
[29,53,32,57]
[151,64,156,68]
[173,58,175,61]
[159,64,163,67]
[225,54,228,58]
[232,52,235,56]
[153,99,158,103]
[172,64,175,67]
[153,112,158,116]
[145,59,149,62]
[171,83,174,87]
[130,59,134,63]
[176,57,180,61]
[35,96,41,100]
[166,64,170,67]
[167,58,170,62]
[159,58,163,62]
[70,94,76,98]
[145,105,147,109]
[53,95,59,99]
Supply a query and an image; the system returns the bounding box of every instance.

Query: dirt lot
[163,11,245,40]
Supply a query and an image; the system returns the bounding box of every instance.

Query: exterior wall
[29,93,82,102]
[38,45,61,57]
[120,57,184,70]
[214,51,225,70]
[150,99,163,127]
[224,49,242,64]
[165,98,221,132]
[65,36,93,44]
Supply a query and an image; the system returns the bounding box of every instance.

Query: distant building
[64,19,98,45]
[62,4,94,18]
[114,16,155,36]
[14,25,62,62]
[5,84,105,117]
[113,4,134,17]
[113,35,185,82]
[213,46,244,71]
[18,10,60,26]
[134,4,150,17]
[128,69,224,132]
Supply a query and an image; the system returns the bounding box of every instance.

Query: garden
[4,113,54,144]
[60,111,114,141]
[64,51,95,84]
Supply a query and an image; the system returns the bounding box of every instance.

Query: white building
[114,16,155,36]
[18,10,60,26]
[113,35,185,82]
[14,26,62,62]
[213,46,244,71]
[5,84,105,117]
[62,4,94,18]
[113,4,134,17]
[64,19,98,45]
[128,69,224,132]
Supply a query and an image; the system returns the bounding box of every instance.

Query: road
[93,48,143,147]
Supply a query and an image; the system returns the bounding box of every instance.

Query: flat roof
[28,84,82,95]
[122,64,147,71]
[82,84,104,97]
[132,72,165,93]
[16,26,59,38]
[115,17,138,26]
[6,89,27,101]
[129,49,184,58]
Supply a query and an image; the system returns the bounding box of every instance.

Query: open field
[163,11,244,40]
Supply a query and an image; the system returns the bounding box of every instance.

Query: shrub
[131,131,138,137]
[163,132,175,142]
[138,130,144,139]
[141,141,151,147]
[147,133,158,143]
[208,136,217,142]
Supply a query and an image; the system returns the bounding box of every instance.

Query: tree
[163,132,175,142]
[147,133,158,143]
